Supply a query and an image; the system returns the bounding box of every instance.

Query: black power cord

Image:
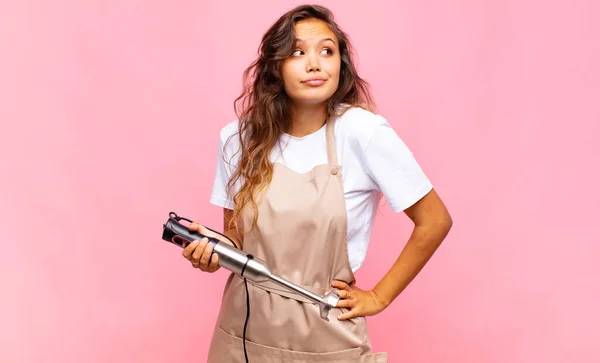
[167,214,251,362]
[200,224,251,362]
[243,278,250,362]
[240,255,254,363]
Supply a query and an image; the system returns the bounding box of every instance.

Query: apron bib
[207,117,388,362]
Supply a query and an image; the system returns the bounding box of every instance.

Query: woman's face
[281,18,341,106]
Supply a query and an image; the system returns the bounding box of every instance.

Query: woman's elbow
[442,212,453,232]
[420,210,453,241]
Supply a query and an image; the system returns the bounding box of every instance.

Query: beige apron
[207,117,388,362]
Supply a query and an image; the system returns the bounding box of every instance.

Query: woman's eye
[292,49,333,56]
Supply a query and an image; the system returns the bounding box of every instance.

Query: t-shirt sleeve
[363,116,433,212]
[209,123,239,210]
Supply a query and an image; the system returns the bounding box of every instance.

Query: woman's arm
[334,188,452,319]
[183,208,243,272]
[373,188,453,307]
[223,208,243,249]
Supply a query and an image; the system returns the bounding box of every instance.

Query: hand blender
[162,212,340,321]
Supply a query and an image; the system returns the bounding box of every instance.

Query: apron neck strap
[325,117,339,166]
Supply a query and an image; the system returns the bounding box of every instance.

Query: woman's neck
[287,103,328,138]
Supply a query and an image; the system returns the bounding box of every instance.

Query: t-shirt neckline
[282,122,327,141]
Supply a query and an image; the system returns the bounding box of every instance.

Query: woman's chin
[291,92,336,106]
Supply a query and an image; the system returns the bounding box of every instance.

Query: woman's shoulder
[336,105,390,147]
[217,119,242,159]
[219,119,240,141]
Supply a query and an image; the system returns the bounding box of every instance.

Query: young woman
[182,4,452,362]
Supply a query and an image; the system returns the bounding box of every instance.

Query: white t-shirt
[209,107,433,272]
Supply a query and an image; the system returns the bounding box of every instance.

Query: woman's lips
[303,79,326,87]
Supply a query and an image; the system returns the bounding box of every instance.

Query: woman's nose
[306,54,321,72]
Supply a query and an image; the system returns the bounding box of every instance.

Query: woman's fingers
[207,253,220,272]
[336,296,356,308]
[180,226,221,272]
[338,289,352,299]
[182,239,199,261]
[189,222,218,240]
[188,222,200,232]
[199,239,215,267]
[189,238,210,270]
[189,222,235,247]
[331,279,350,291]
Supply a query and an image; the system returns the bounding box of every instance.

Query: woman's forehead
[294,19,337,44]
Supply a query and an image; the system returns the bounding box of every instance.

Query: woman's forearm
[223,228,242,249]
[223,208,243,249]
[372,219,452,307]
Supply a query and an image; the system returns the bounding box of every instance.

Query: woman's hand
[331,280,388,321]
[181,222,233,273]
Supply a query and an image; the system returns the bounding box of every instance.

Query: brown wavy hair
[225,4,376,234]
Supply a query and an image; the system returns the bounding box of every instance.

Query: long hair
[225,4,376,234]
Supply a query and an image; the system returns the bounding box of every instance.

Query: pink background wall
[1,0,599,362]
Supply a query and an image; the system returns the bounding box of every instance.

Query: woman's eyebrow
[295,37,337,45]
